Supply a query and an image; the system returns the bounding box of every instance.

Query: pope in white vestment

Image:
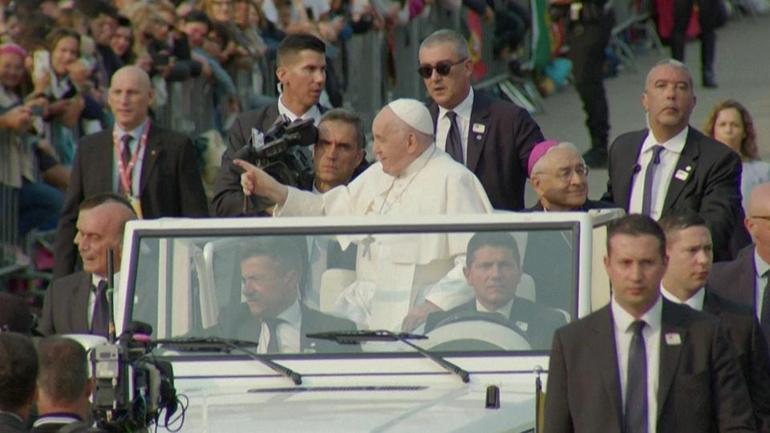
[237,99,493,331]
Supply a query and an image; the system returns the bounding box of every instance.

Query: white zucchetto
[386,99,435,136]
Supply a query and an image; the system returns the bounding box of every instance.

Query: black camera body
[91,325,178,432]
[233,117,318,189]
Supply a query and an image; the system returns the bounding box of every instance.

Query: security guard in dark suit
[551,0,614,167]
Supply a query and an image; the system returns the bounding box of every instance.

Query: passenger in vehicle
[234,98,492,332]
[40,193,137,337]
[423,232,566,350]
[525,139,614,212]
[216,235,359,354]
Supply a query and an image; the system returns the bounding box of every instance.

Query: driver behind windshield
[216,236,359,354]
[424,232,566,349]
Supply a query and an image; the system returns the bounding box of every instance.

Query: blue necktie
[91,280,110,337]
[625,320,648,433]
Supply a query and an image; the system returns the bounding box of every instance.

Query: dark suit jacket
[544,299,756,433]
[424,297,566,350]
[525,199,616,212]
[53,124,209,278]
[220,302,360,354]
[603,127,742,262]
[428,90,544,211]
[709,245,759,308]
[39,271,92,336]
[0,413,26,433]
[703,289,770,433]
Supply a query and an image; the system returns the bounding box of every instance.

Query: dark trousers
[568,13,613,151]
[670,0,721,74]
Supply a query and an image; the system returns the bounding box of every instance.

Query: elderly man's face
[74,205,126,277]
[240,255,298,319]
[465,246,522,311]
[314,120,364,190]
[642,65,696,134]
[372,109,412,176]
[531,148,588,210]
[418,42,472,110]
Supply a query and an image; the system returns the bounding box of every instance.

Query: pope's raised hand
[233,159,289,205]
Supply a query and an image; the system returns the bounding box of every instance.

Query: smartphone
[33,50,50,80]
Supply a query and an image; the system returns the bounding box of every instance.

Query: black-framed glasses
[417,58,467,79]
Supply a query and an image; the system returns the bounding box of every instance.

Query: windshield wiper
[306,330,470,383]
[154,336,302,385]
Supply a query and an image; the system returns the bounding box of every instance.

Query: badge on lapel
[515,321,528,332]
[472,123,486,141]
[664,332,682,346]
[674,165,692,182]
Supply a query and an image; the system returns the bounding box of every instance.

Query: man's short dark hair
[319,108,366,150]
[466,232,521,268]
[277,33,325,66]
[37,337,88,404]
[658,210,708,239]
[0,332,38,412]
[240,236,308,275]
[184,10,211,28]
[606,214,666,258]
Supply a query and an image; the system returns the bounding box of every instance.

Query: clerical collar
[32,413,82,427]
[114,118,149,142]
[660,286,705,311]
[277,96,321,125]
[438,87,474,123]
[396,145,436,179]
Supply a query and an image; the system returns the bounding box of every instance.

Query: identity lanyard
[113,121,150,197]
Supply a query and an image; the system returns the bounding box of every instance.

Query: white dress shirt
[258,300,302,354]
[612,295,662,433]
[277,95,322,126]
[661,286,705,311]
[476,298,514,318]
[435,88,474,164]
[628,127,689,219]
[754,250,770,321]
[113,120,149,195]
[89,273,120,328]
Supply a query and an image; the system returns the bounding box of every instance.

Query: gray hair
[419,29,469,60]
[319,108,366,150]
[531,142,582,176]
[645,59,693,90]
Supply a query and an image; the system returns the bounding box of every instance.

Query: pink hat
[527,140,559,177]
[0,43,28,59]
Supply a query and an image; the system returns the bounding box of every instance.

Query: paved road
[527,14,770,204]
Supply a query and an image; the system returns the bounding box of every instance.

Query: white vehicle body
[109,211,621,433]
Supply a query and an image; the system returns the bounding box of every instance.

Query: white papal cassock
[275,145,493,330]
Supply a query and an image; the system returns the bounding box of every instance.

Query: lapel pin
[674,169,689,181]
[685,165,692,172]
[472,123,486,134]
[515,321,528,332]
[665,332,681,345]
[475,135,482,140]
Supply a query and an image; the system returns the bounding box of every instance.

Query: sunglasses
[417,58,467,79]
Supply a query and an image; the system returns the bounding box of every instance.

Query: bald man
[53,65,209,278]
[710,183,770,355]
[236,98,492,331]
[41,194,137,336]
